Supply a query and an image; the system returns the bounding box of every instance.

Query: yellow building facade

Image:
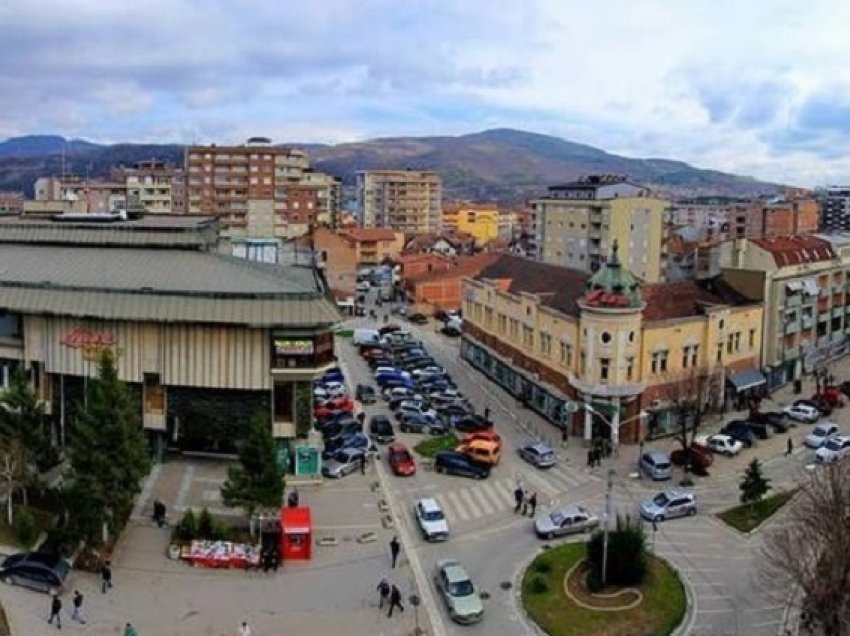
[443,205,501,246]
[461,250,763,443]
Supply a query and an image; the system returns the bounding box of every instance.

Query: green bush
[529,576,549,594]
[14,507,36,547]
[175,509,197,542]
[533,560,553,574]
[197,508,214,539]
[586,514,648,587]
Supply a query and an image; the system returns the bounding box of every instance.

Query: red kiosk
[280,506,312,560]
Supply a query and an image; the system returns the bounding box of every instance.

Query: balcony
[785,295,802,307]
[833,331,845,343]
[802,316,815,329]
[834,307,845,318]
[818,335,831,347]
[819,312,830,323]
[784,322,800,334]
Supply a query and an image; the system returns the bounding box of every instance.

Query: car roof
[417,497,442,512]
[525,442,553,453]
[663,488,694,499]
[644,450,669,460]
[553,504,589,517]
[441,562,470,583]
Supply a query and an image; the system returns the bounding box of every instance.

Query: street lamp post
[581,404,648,455]
[602,467,615,587]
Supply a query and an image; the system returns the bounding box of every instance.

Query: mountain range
[0,129,781,202]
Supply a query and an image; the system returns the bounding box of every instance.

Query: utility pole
[601,467,615,587]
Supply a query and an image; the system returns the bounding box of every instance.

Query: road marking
[492,479,517,507]
[443,491,469,522]
[478,482,505,514]
[457,487,484,519]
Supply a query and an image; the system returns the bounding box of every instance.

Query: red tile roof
[642,280,725,321]
[409,253,500,284]
[751,235,834,267]
[396,252,452,265]
[341,228,400,242]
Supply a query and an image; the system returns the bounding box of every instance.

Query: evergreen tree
[739,458,771,506]
[221,410,284,520]
[68,349,150,540]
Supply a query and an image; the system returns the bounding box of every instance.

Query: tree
[760,462,850,635]
[739,458,771,506]
[220,410,284,521]
[586,515,648,589]
[0,437,26,526]
[661,368,722,473]
[68,349,151,540]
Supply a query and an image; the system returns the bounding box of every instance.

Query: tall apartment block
[821,187,850,232]
[112,160,184,214]
[356,169,442,234]
[530,175,668,282]
[184,138,341,238]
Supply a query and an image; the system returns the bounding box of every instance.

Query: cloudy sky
[1,0,849,185]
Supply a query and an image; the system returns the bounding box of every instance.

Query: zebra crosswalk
[399,463,601,528]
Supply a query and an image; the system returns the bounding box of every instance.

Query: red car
[314,397,354,419]
[387,442,416,476]
[379,324,402,335]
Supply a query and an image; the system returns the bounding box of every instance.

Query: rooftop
[341,228,400,242]
[642,280,727,321]
[750,236,834,267]
[408,253,500,284]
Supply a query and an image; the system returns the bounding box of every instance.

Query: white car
[414,497,449,541]
[695,434,743,456]
[783,404,819,423]
[805,422,840,449]
[815,435,850,463]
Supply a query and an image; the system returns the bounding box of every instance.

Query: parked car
[399,412,448,435]
[746,419,774,440]
[455,438,501,466]
[389,395,427,411]
[314,397,354,419]
[409,313,429,325]
[441,325,463,337]
[414,497,449,541]
[815,435,850,463]
[322,432,370,460]
[369,415,396,444]
[639,489,697,522]
[518,441,557,468]
[639,451,673,480]
[396,403,438,422]
[434,559,484,624]
[387,442,416,476]
[813,387,845,408]
[451,414,492,433]
[749,410,791,432]
[695,433,743,456]
[384,386,420,402]
[316,380,347,398]
[433,451,490,479]
[720,420,757,447]
[438,403,475,420]
[319,416,361,442]
[322,448,366,478]
[0,552,71,594]
[355,384,377,404]
[804,422,840,448]
[670,443,713,471]
[794,398,832,417]
[784,403,820,423]
[533,504,599,539]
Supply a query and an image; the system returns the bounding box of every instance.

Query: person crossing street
[387,584,404,617]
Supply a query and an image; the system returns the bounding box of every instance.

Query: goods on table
[186,540,261,569]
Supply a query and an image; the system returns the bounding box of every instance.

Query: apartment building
[356,169,442,234]
[33,175,128,214]
[530,175,668,282]
[759,194,819,238]
[0,192,24,215]
[720,235,850,387]
[442,203,501,246]
[461,246,762,443]
[185,138,341,239]
[820,187,850,232]
[668,197,742,240]
[112,160,184,215]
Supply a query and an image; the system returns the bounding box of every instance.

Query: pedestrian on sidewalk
[360,452,367,475]
[514,486,524,513]
[561,426,568,448]
[387,584,404,617]
[71,590,86,624]
[786,438,793,456]
[101,560,113,593]
[287,488,299,508]
[528,493,538,517]
[124,622,139,636]
[389,536,401,568]
[237,621,252,636]
[47,593,62,629]
[377,577,391,608]
[521,490,530,516]
[586,448,593,467]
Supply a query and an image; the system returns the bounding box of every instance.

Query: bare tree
[0,437,26,526]
[760,462,850,636]
[660,367,723,472]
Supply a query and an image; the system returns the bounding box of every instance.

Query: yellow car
[455,438,501,466]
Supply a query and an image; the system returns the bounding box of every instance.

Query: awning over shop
[802,279,819,296]
[726,369,767,392]
[785,280,803,292]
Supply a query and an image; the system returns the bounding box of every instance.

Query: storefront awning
[785,280,803,292]
[726,369,766,392]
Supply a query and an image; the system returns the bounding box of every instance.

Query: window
[580,352,587,374]
[484,307,493,328]
[691,345,699,368]
[749,328,756,349]
[651,350,668,375]
[559,342,573,367]
[727,334,734,354]
[626,357,634,381]
[628,331,635,343]
[600,358,610,382]
[734,331,741,352]
[497,313,507,334]
[717,343,723,363]
[522,325,534,348]
[601,331,612,344]
[540,333,552,357]
[509,319,519,339]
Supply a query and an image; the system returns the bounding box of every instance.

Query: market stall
[185,540,261,569]
[280,506,312,561]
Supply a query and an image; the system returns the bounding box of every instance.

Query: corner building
[461,247,762,443]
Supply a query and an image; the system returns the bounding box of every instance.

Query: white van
[353,328,381,347]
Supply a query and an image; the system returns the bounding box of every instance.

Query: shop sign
[274,338,314,356]
[61,328,119,361]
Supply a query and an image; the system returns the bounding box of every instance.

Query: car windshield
[448,580,474,597]
[334,451,354,463]
[550,512,565,525]
[652,493,670,507]
[422,510,444,521]
[391,451,411,462]
[825,439,841,450]
[813,427,828,437]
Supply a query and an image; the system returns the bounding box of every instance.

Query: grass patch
[716,489,796,533]
[334,329,354,338]
[413,433,459,458]
[522,543,687,636]
[0,507,54,549]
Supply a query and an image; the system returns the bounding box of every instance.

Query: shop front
[726,368,767,410]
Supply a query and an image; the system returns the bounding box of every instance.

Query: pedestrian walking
[387,584,404,617]
[389,535,401,568]
[47,593,62,629]
[124,622,139,636]
[287,488,299,508]
[237,621,253,636]
[521,490,530,516]
[586,448,593,467]
[528,492,538,517]
[377,577,391,608]
[360,452,367,475]
[71,590,86,624]
[101,560,113,593]
[561,426,568,448]
[786,437,793,456]
[514,486,524,513]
